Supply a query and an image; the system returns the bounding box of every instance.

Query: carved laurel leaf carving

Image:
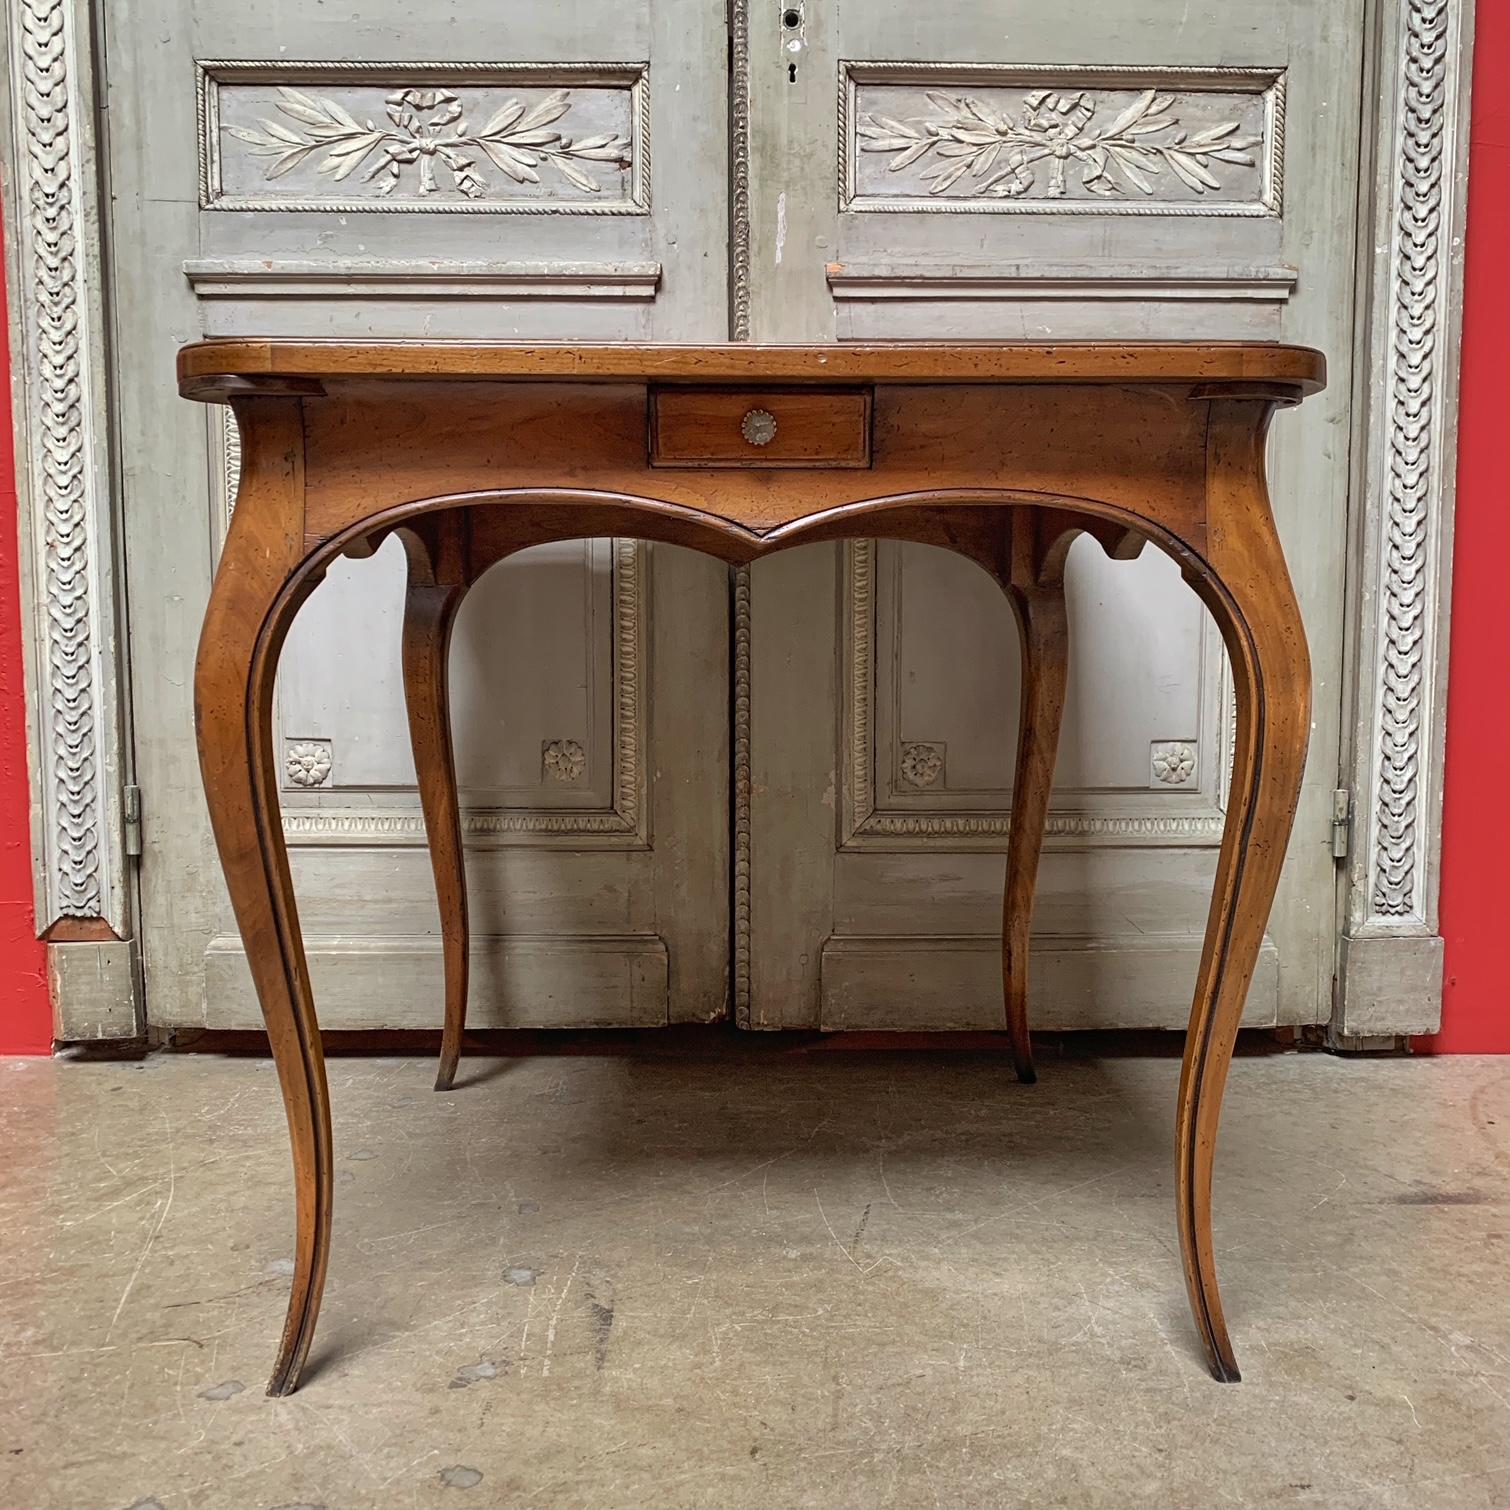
[225,86,631,200]
[858,86,1261,201]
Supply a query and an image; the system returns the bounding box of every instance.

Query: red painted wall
[1419,3,1510,1054]
[0,219,51,1054]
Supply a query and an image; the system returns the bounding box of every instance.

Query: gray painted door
[740,3,1362,1029]
[111,0,1361,1037]
[109,2,732,1029]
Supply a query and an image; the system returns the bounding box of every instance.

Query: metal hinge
[124,784,142,858]
[1330,787,1351,861]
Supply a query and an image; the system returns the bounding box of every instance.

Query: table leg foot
[1175,405,1311,1383]
[400,519,472,1093]
[194,398,333,1397]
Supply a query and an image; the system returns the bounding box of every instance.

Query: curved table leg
[1000,529,1071,1085]
[399,517,472,1092]
[1176,403,1311,1381]
[194,398,331,1397]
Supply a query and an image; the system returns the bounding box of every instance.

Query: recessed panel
[842,63,1284,216]
[199,61,649,213]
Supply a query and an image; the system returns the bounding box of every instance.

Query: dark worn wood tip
[433,1061,459,1093]
[266,1371,299,1398]
[1015,1061,1038,1086]
[1208,1357,1242,1384]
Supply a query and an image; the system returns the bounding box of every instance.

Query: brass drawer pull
[740,408,778,446]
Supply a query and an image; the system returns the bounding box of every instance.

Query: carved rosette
[1151,741,1197,786]
[542,738,587,784]
[899,742,945,789]
[285,741,333,789]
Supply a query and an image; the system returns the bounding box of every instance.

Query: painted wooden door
[111,0,1362,1038]
[109,2,732,1029]
[739,2,1362,1029]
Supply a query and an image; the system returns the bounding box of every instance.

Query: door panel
[744,1,1360,1028]
[112,0,1360,1038]
[111,0,732,1030]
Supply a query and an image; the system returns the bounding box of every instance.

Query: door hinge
[124,784,142,858]
[1330,787,1351,861]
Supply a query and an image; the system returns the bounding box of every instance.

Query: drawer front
[650,386,873,468]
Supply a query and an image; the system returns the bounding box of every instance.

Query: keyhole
[782,1,803,81]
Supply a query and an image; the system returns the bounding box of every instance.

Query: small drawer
[649,386,873,468]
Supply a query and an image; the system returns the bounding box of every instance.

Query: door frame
[1,0,1475,1040]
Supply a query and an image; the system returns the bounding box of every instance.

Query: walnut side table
[179,340,1323,1395]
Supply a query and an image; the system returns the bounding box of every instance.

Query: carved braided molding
[1371,0,1449,920]
[1349,0,1471,946]
[4,0,124,929]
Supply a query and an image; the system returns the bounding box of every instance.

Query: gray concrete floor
[1,1045,1507,1509]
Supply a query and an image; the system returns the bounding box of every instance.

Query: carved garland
[228,86,630,201]
[840,62,1285,217]
[196,60,650,216]
[857,87,1262,202]
[1371,0,1449,918]
[16,0,104,917]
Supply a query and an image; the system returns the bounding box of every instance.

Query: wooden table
[180,340,1323,1396]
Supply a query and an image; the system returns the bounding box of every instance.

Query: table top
[178,339,1327,402]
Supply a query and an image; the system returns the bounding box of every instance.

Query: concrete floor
[1,1044,1507,1509]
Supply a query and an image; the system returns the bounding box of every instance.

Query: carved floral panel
[842,64,1284,216]
[198,62,648,213]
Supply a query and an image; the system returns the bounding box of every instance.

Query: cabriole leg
[1000,524,1071,1085]
[1176,402,1311,1381]
[194,397,331,1397]
[399,516,472,1092]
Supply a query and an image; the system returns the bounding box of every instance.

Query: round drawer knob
[740,408,778,446]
